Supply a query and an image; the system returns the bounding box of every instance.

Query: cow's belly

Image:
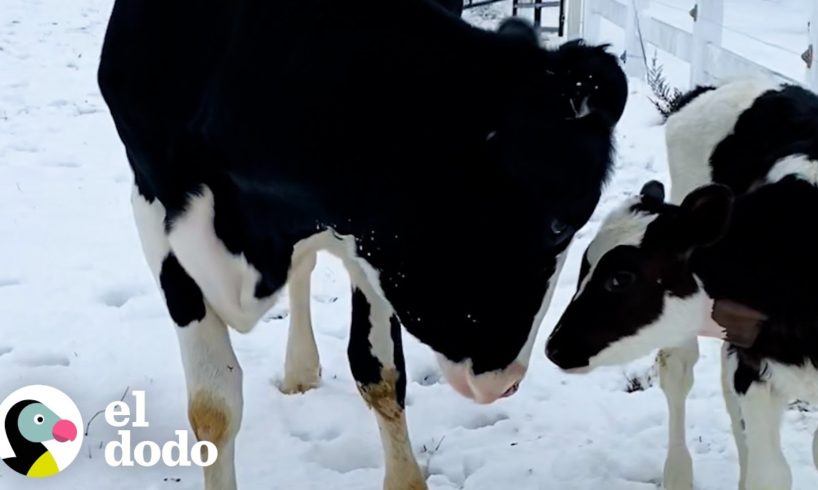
[167,186,284,332]
[166,185,356,332]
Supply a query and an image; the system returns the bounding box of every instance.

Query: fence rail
[567,0,818,91]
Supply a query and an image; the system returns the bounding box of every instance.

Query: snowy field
[1,0,817,489]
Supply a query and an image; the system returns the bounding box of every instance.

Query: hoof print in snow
[461,412,509,430]
[414,369,441,387]
[313,294,338,304]
[100,286,142,308]
[18,353,70,367]
[264,308,289,321]
[289,427,341,443]
[0,277,21,288]
[43,161,81,168]
[0,346,13,357]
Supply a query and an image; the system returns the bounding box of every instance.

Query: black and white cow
[546,79,818,490]
[98,1,627,489]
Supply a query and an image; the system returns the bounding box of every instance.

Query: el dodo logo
[0,385,82,478]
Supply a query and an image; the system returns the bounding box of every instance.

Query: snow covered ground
[1,1,816,489]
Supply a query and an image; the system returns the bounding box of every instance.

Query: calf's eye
[34,414,45,425]
[605,271,637,292]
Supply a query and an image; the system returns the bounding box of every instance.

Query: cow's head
[489,20,628,257]
[545,181,733,371]
[423,22,629,401]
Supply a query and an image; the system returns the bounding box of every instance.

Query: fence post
[807,4,818,91]
[623,0,649,79]
[690,0,723,86]
[582,0,600,43]
[566,0,583,40]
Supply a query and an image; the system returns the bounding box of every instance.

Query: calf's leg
[738,376,791,490]
[657,339,698,490]
[133,188,242,490]
[721,344,748,490]
[348,286,426,490]
[814,427,818,472]
[280,251,321,394]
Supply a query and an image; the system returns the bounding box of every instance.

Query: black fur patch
[664,85,715,120]
[391,314,407,407]
[696,179,818,372]
[348,288,383,388]
[710,85,818,194]
[159,254,206,327]
[348,288,408,407]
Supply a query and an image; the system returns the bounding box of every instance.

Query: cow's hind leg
[658,339,698,490]
[721,344,748,490]
[133,188,241,490]
[280,250,321,394]
[348,285,426,490]
[737,369,791,490]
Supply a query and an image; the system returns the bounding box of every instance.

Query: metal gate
[463,0,567,37]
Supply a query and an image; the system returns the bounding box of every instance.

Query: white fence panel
[623,0,649,79]
[572,0,815,91]
[705,44,797,85]
[689,0,723,85]
[807,4,818,89]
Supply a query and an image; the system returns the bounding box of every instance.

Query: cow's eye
[605,271,637,292]
[34,414,45,425]
[550,219,569,235]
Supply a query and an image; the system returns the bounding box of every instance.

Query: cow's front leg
[132,189,241,490]
[738,376,791,490]
[348,288,426,490]
[281,250,321,394]
[657,339,698,490]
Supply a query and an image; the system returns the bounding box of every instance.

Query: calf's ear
[678,184,733,248]
[497,18,539,46]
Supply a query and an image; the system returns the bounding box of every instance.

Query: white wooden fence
[565,0,818,91]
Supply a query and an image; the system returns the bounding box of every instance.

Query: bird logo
[0,385,83,478]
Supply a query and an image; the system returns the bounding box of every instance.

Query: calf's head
[545,181,733,371]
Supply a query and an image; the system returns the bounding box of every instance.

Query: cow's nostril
[502,382,520,398]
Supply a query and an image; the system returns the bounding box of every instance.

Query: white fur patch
[666,78,780,203]
[167,186,281,332]
[766,154,818,187]
[766,360,818,404]
[575,201,658,296]
[131,187,170,277]
[587,288,708,368]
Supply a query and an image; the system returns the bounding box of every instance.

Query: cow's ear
[677,184,733,249]
[497,18,539,46]
[640,180,665,203]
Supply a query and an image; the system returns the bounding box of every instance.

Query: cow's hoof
[279,367,321,394]
[662,475,693,490]
[385,478,427,490]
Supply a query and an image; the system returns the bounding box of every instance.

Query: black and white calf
[99,1,627,489]
[546,79,818,490]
